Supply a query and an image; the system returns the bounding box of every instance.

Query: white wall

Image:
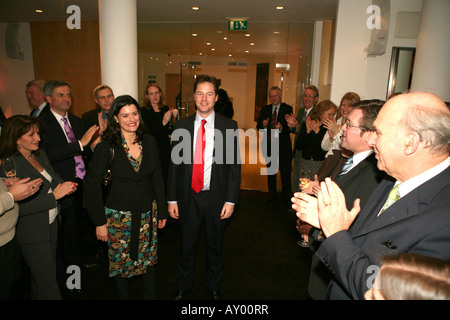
[0,22,35,117]
[330,0,422,103]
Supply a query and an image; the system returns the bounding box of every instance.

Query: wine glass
[297,169,311,248]
[3,157,16,179]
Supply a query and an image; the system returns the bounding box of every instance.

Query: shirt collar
[397,157,450,198]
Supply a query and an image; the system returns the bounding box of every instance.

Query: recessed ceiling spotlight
[192,33,198,36]
[276,6,284,10]
[35,9,43,13]
[274,31,280,34]
[245,34,251,37]
[223,37,228,40]
[211,48,215,51]
[217,30,222,34]
[228,54,232,57]
[245,50,250,53]
[192,7,199,11]
[250,43,255,46]
[206,42,211,45]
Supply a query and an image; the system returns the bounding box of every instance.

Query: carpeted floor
[63,190,313,301]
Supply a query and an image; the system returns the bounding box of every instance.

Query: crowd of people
[0,75,449,301]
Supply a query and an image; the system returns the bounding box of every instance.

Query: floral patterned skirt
[105,202,157,278]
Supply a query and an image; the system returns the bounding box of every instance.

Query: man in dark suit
[297,100,386,299]
[257,86,293,204]
[286,85,319,194]
[81,84,114,130]
[294,92,450,300]
[168,75,241,300]
[39,80,99,292]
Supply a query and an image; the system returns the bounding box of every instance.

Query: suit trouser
[177,189,227,293]
[20,220,61,300]
[267,153,292,200]
[57,182,83,287]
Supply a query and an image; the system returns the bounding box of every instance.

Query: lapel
[351,166,450,237]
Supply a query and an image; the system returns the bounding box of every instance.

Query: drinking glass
[3,157,16,179]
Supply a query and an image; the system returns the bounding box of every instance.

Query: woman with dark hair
[0,115,77,300]
[83,95,168,299]
[141,83,178,185]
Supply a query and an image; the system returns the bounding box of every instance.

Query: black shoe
[173,290,185,300]
[210,291,221,300]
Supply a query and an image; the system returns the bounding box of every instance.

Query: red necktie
[191,119,206,193]
[271,107,277,128]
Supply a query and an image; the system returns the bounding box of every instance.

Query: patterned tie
[336,156,353,179]
[379,183,401,214]
[271,107,278,129]
[61,117,86,179]
[191,119,206,193]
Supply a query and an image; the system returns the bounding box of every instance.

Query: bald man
[293,92,450,300]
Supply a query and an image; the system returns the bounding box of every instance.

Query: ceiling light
[211,48,215,51]
[274,31,280,34]
[250,43,255,46]
[245,33,251,37]
[276,6,284,10]
[245,50,250,53]
[192,33,197,37]
[223,37,228,40]
[206,42,211,45]
[35,9,43,13]
[192,7,199,11]
[229,54,232,57]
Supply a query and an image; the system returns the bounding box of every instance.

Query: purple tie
[61,117,86,179]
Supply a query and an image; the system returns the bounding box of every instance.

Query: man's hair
[93,84,113,99]
[353,99,385,134]
[26,79,46,92]
[43,80,72,97]
[399,94,450,154]
[193,75,218,95]
[304,85,319,97]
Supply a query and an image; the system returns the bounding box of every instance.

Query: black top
[295,124,327,161]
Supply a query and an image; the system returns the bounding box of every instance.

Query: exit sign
[228,19,248,31]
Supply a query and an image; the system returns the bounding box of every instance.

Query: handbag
[102,145,114,189]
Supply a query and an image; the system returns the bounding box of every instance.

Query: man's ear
[404,132,420,156]
[45,96,51,104]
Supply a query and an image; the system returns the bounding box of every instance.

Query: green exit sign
[228,20,248,31]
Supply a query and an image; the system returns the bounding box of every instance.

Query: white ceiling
[0,0,337,59]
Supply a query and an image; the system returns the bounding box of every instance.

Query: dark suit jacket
[257,103,293,158]
[39,107,87,207]
[7,151,63,244]
[316,166,450,300]
[167,113,241,212]
[307,151,385,299]
[292,106,314,154]
[83,134,168,227]
[81,108,102,129]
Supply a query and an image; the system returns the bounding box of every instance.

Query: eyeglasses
[304,94,317,98]
[344,119,366,131]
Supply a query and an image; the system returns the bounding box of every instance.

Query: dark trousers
[0,236,23,299]
[267,153,292,201]
[57,181,83,288]
[20,220,61,300]
[177,190,227,293]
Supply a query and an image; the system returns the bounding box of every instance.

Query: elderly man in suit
[168,75,241,300]
[39,80,99,293]
[257,86,293,205]
[294,92,450,300]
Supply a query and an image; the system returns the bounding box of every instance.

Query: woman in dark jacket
[0,115,76,300]
[83,95,167,300]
